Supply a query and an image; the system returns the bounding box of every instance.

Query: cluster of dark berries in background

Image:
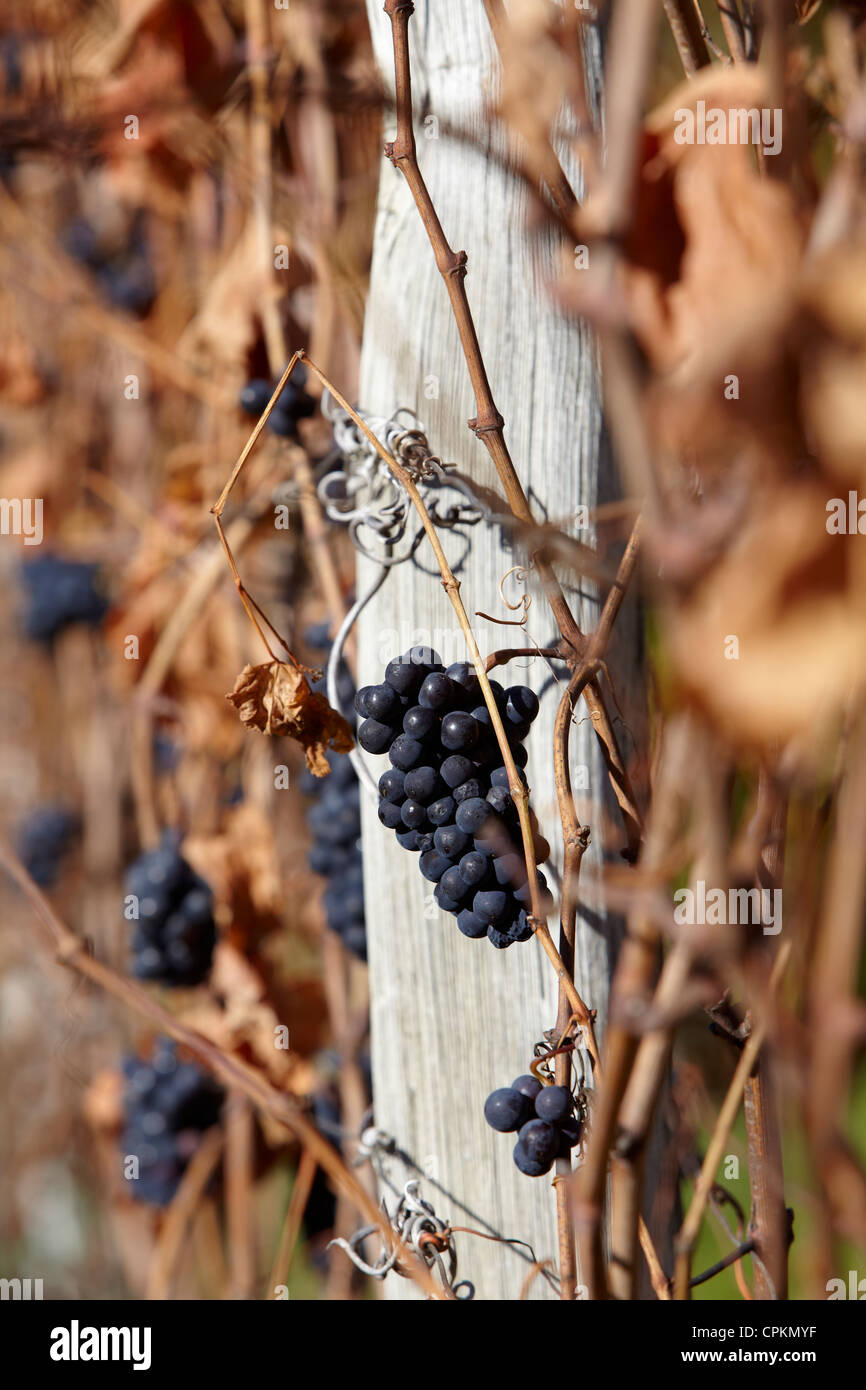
[61,213,156,317]
[125,831,217,987]
[484,1076,582,1177]
[238,366,316,439]
[121,1040,224,1206]
[300,623,366,960]
[17,805,80,889]
[21,553,108,644]
[359,647,550,948]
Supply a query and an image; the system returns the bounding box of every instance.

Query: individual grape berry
[388,734,425,771]
[515,871,552,911]
[282,381,316,419]
[239,378,272,415]
[433,882,462,915]
[490,765,527,791]
[458,851,488,888]
[358,718,393,754]
[419,850,451,882]
[418,672,455,710]
[457,909,488,939]
[558,1115,582,1150]
[512,1074,543,1103]
[472,890,509,926]
[518,1118,559,1165]
[511,743,529,770]
[267,404,299,438]
[493,853,527,888]
[505,686,539,723]
[486,786,514,818]
[396,829,422,851]
[441,755,474,789]
[453,778,483,804]
[535,1085,573,1123]
[416,832,435,853]
[487,925,512,949]
[440,711,479,752]
[405,645,441,667]
[533,835,551,863]
[508,910,534,944]
[403,705,436,740]
[377,801,403,830]
[440,865,471,904]
[428,796,456,827]
[433,824,470,858]
[354,686,375,718]
[445,661,478,697]
[404,766,440,803]
[484,1088,529,1133]
[366,684,401,722]
[384,657,425,697]
[378,768,406,804]
[455,798,491,835]
[513,1140,552,1178]
[400,799,428,830]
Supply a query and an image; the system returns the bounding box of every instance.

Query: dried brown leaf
[226,660,353,776]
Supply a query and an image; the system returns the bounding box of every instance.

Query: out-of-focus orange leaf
[670,484,866,744]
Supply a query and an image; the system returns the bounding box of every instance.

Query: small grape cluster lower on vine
[21,553,108,644]
[238,366,316,439]
[125,831,217,987]
[120,1040,224,1207]
[300,623,366,960]
[484,1075,582,1177]
[359,646,550,948]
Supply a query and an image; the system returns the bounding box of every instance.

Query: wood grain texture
[356,1,641,1300]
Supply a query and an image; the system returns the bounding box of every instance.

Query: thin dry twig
[673,943,791,1299]
[145,1127,224,1300]
[267,1147,318,1298]
[663,0,712,74]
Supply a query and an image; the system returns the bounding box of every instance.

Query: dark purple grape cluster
[125,832,217,987]
[17,805,79,888]
[484,1075,581,1177]
[359,647,550,948]
[61,213,156,316]
[121,1040,224,1206]
[21,553,108,644]
[238,366,316,439]
[301,625,366,960]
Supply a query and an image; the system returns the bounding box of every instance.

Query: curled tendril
[328,1179,473,1300]
[318,392,489,566]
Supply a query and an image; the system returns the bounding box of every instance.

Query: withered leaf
[226,660,353,776]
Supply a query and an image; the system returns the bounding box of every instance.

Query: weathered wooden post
[356,0,642,1299]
